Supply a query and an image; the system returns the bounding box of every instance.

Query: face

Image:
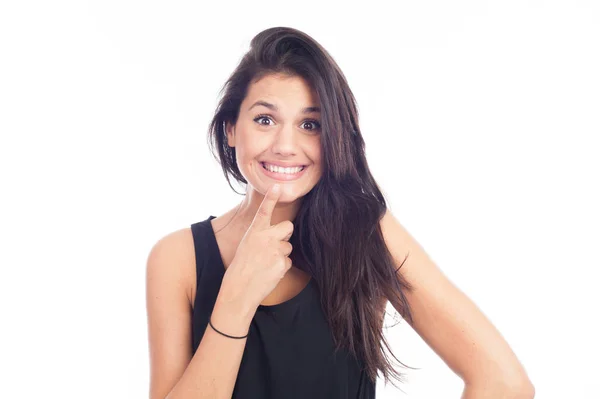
[226,73,323,202]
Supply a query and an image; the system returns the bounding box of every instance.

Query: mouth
[260,162,308,181]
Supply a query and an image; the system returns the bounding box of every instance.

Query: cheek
[311,148,322,166]
[233,134,258,161]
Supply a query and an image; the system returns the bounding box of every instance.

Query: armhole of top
[190,221,209,308]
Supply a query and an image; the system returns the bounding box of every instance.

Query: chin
[271,186,306,201]
[273,189,299,201]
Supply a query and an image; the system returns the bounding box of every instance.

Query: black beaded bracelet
[209,315,249,339]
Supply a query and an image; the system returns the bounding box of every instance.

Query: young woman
[146,27,534,399]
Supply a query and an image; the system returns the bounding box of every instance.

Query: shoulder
[146,226,197,306]
[145,227,198,399]
[378,209,411,268]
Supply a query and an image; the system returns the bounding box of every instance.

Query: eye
[302,119,321,132]
[253,114,273,126]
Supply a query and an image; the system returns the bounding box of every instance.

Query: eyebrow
[248,100,320,114]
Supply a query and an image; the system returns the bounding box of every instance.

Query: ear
[225,121,236,147]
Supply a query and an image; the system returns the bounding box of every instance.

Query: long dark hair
[207,27,417,388]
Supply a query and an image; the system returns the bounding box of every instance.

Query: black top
[190,215,376,398]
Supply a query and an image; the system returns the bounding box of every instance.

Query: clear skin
[224,72,323,233]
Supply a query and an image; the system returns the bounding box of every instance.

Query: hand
[219,184,294,312]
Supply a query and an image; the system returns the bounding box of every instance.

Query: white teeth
[263,163,304,174]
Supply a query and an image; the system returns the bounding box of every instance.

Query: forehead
[243,73,320,110]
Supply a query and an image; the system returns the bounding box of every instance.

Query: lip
[259,162,308,181]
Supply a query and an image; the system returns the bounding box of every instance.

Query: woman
[146,27,534,399]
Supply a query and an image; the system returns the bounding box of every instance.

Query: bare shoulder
[145,226,197,399]
[146,226,197,306]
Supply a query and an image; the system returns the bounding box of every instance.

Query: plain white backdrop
[1,1,598,398]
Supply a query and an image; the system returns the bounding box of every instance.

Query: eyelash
[253,114,322,132]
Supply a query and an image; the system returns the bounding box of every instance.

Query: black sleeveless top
[190,215,376,398]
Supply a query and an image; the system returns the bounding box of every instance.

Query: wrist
[214,289,256,325]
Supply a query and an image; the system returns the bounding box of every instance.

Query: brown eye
[303,120,321,131]
[253,115,273,126]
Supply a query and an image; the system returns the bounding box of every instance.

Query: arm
[461,382,535,399]
[146,228,255,399]
[379,209,535,398]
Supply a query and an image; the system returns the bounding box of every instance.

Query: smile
[260,162,308,181]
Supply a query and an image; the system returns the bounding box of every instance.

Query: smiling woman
[146,26,534,399]
[223,73,324,200]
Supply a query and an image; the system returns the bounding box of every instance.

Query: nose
[271,125,298,157]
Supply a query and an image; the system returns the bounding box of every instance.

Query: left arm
[461,383,534,399]
[379,209,535,398]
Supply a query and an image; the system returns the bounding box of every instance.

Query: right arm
[146,228,256,399]
[147,183,291,398]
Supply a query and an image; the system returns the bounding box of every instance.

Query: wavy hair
[207,26,417,388]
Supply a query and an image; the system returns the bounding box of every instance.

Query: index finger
[251,184,282,229]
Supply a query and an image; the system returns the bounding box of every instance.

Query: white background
[1,1,598,398]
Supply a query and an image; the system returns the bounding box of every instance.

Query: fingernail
[272,184,280,193]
